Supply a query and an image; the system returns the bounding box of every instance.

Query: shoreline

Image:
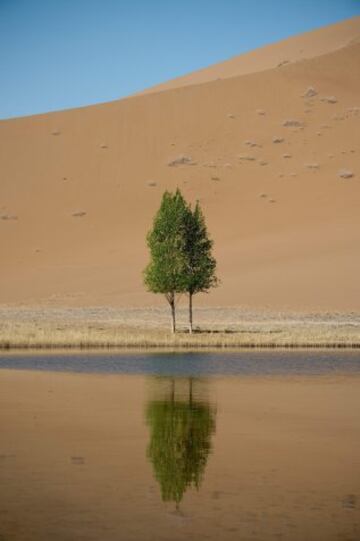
[1,342,360,351]
[1,306,359,351]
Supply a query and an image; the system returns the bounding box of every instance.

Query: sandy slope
[140,16,360,94]
[0,17,359,310]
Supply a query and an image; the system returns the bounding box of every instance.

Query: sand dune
[140,16,360,94]
[0,17,359,310]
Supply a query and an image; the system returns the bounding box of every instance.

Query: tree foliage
[144,189,189,296]
[184,201,218,296]
[143,189,218,332]
[143,190,189,331]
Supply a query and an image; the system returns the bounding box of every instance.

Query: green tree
[184,201,218,333]
[143,189,188,333]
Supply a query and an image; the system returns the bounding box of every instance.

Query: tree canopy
[143,189,189,332]
[184,201,218,297]
[143,189,218,333]
[184,201,218,332]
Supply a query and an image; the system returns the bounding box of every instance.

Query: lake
[0,351,359,540]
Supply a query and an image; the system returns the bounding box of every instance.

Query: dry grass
[0,306,359,350]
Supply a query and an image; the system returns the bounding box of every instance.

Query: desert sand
[0,368,359,540]
[0,17,359,311]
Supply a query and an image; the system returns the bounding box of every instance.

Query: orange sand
[0,17,359,310]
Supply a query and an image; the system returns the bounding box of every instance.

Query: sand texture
[0,17,359,310]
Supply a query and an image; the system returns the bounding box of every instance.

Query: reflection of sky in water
[145,377,216,507]
[1,351,360,376]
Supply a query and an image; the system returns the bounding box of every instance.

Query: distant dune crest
[139,17,360,95]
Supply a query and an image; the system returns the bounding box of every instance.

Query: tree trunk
[170,296,176,334]
[188,292,193,334]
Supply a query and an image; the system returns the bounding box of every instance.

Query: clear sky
[0,0,359,119]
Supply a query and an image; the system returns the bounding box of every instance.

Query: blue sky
[0,0,359,119]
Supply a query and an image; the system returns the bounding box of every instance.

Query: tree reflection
[146,378,216,506]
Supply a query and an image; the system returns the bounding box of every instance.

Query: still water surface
[0,351,359,540]
[1,349,360,375]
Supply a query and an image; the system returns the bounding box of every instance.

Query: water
[1,349,360,376]
[0,351,359,540]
